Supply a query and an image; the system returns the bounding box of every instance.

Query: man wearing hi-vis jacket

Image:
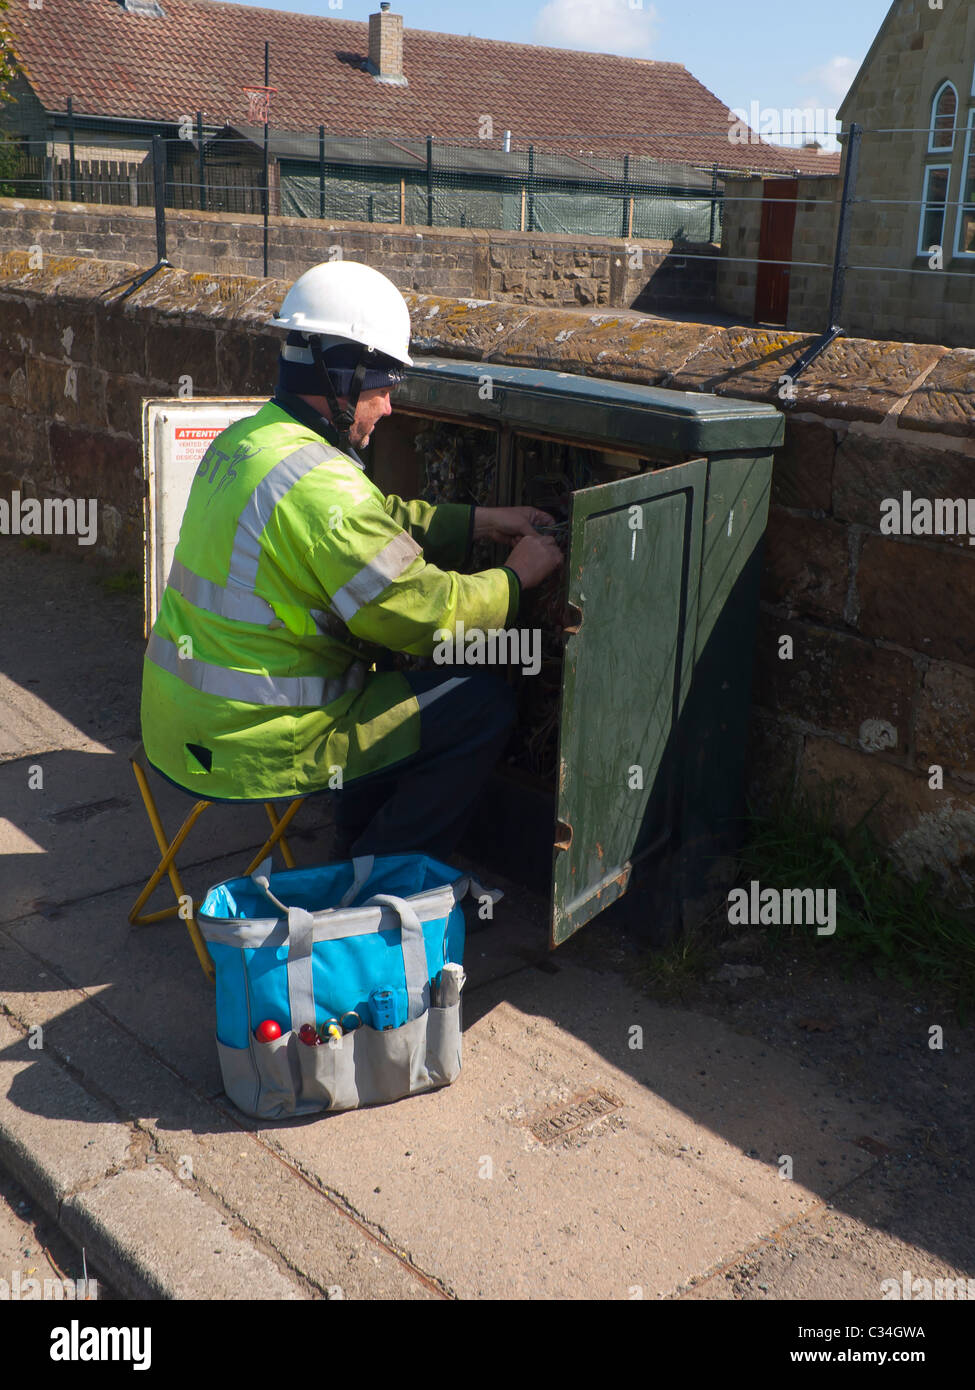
[140,261,563,858]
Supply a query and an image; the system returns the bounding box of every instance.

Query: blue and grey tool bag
[197,853,498,1120]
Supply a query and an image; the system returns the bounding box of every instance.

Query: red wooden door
[754,179,798,325]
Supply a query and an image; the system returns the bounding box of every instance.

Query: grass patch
[98,568,142,596]
[632,790,975,1015]
[634,928,716,999]
[740,790,975,1015]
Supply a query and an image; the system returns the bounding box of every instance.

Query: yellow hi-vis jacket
[140,400,519,800]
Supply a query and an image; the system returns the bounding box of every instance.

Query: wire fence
[0,121,736,243]
[2,106,973,353]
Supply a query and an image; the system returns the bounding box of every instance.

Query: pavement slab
[0,739,334,927]
[268,964,899,1300]
[0,1012,136,1206]
[62,1165,308,1301]
[0,932,439,1299]
[1,1005,309,1300]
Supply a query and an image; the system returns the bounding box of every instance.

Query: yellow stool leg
[244,798,305,877]
[129,760,210,920]
[173,888,217,985]
[129,759,216,982]
[263,801,299,869]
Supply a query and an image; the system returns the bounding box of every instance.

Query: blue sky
[230,0,893,147]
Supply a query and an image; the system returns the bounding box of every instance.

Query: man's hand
[473,506,555,544]
[505,533,563,590]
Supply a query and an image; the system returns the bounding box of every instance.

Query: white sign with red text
[142,399,265,632]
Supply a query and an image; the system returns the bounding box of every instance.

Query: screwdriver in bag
[433,963,465,1007]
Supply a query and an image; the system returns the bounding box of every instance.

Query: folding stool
[128,742,305,983]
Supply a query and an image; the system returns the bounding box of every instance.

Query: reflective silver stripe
[167,441,341,626]
[147,631,327,707]
[339,661,367,701]
[168,559,277,627]
[230,441,337,592]
[147,632,367,709]
[330,532,422,623]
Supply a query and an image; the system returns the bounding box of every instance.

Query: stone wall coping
[0,249,968,436]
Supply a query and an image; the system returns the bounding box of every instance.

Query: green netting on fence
[632,195,722,242]
[280,163,403,222]
[408,178,522,231]
[2,114,727,245]
[280,166,564,233]
[279,166,721,241]
[266,128,725,241]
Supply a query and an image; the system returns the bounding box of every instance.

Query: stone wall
[0,196,717,313]
[716,174,840,333]
[1,250,973,901]
[785,175,840,332]
[715,176,764,324]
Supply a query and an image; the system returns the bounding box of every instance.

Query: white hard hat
[269,260,413,367]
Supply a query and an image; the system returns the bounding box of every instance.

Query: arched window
[929,81,957,152]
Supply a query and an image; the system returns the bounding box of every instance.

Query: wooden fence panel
[8,154,281,215]
[8,156,148,205]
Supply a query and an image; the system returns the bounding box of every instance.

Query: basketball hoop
[243,86,277,125]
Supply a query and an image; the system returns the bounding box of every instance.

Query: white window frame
[928,80,958,153]
[953,110,975,259]
[917,163,953,257]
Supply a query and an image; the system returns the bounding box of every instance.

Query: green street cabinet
[369,358,785,949]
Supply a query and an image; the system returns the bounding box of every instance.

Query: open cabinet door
[551,459,707,947]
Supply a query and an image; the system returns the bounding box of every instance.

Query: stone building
[833,0,975,345]
[718,0,975,347]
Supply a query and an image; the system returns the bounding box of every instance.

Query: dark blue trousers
[336,666,517,860]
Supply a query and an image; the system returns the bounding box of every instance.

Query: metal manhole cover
[526,1087,624,1145]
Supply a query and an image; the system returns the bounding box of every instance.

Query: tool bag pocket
[200,854,492,1120]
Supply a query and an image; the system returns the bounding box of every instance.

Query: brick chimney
[368,4,407,86]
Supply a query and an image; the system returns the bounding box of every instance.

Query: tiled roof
[5,0,841,177]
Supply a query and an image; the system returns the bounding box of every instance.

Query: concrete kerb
[0,910,443,1302]
[0,1001,309,1301]
[60,1166,307,1302]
